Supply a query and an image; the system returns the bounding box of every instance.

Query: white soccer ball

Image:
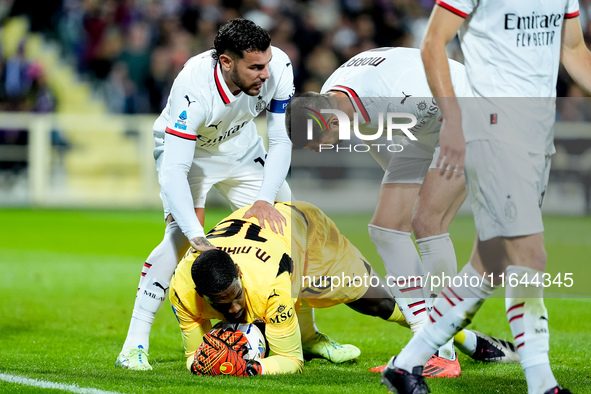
[215,322,266,361]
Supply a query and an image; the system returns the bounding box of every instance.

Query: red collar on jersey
[214,62,234,105]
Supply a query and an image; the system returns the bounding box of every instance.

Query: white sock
[423,295,456,360]
[369,224,427,332]
[454,329,478,356]
[416,233,458,298]
[394,262,495,372]
[395,335,438,373]
[121,221,189,352]
[437,338,456,360]
[505,265,557,394]
[424,295,457,360]
[417,233,458,360]
[298,300,319,343]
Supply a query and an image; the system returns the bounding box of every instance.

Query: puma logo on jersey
[268,289,279,299]
[208,121,222,130]
[185,95,196,106]
[401,91,412,105]
[153,281,168,292]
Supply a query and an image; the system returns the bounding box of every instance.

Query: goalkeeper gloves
[192,327,263,377]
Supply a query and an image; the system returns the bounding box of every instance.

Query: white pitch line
[0,372,125,394]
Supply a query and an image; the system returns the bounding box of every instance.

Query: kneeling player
[170,201,517,375]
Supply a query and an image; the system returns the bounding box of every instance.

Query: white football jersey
[154,46,294,240]
[437,0,580,97]
[320,47,471,148]
[438,0,580,154]
[154,46,294,156]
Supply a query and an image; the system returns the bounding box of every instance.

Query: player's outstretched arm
[243,200,286,235]
[561,17,591,95]
[160,84,209,242]
[421,5,466,179]
[253,48,294,219]
[243,110,292,234]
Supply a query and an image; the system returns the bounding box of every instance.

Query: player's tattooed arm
[243,200,286,235]
[190,237,216,252]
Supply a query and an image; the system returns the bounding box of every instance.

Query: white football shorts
[155,137,292,216]
[369,136,440,185]
[465,139,551,241]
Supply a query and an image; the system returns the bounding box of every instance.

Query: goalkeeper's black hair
[192,249,238,296]
[286,92,338,149]
[212,19,271,62]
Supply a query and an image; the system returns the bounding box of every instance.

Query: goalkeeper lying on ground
[170,201,518,375]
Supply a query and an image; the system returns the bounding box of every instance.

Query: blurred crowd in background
[0,0,590,118]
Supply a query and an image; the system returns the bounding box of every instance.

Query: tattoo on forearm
[196,237,214,248]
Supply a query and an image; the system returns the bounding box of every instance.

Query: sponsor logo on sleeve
[270,304,294,324]
[175,110,188,130]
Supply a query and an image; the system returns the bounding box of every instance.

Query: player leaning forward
[382,1,591,394]
[171,201,519,376]
[115,19,354,370]
[287,47,518,377]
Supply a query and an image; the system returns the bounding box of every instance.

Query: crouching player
[170,201,517,375]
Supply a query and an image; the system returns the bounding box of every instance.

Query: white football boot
[115,345,153,370]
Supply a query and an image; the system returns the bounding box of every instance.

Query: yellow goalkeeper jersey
[170,201,372,375]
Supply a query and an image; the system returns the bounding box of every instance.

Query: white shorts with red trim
[465,140,550,241]
[369,136,441,185]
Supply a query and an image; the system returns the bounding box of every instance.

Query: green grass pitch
[1,207,590,393]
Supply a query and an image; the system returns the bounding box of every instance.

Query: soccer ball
[214,322,266,360]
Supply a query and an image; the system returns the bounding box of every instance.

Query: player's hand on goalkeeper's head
[191,327,263,376]
[243,200,286,235]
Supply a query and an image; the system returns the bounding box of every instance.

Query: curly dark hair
[191,249,238,296]
[212,18,271,61]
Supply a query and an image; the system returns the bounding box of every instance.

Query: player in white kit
[383,1,591,394]
[287,47,519,378]
[116,19,357,370]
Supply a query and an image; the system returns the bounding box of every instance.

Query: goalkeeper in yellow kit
[170,201,518,375]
